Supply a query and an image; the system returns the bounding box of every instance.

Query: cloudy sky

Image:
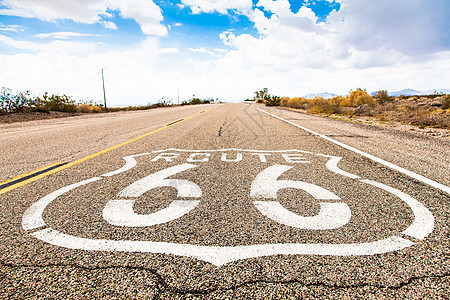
[0,0,449,106]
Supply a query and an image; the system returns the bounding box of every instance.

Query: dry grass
[76,103,102,113]
[278,91,450,129]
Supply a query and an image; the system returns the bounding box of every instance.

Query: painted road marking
[251,164,351,230]
[1,106,217,195]
[361,179,434,240]
[103,164,201,227]
[22,177,102,231]
[31,228,414,267]
[256,107,450,195]
[0,162,67,196]
[103,200,200,227]
[22,149,435,266]
[166,119,184,126]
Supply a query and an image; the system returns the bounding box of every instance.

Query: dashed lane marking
[166,119,184,126]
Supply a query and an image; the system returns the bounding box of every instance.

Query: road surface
[1,103,449,298]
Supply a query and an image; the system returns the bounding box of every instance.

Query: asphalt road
[1,103,449,299]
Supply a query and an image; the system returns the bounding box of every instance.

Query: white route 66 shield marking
[22,149,434,266]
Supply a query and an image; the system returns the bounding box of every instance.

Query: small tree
[374,90,390,103]
[264,94,281,106]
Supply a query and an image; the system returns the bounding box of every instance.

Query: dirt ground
[0,111,84,123]
[279,106,450,139]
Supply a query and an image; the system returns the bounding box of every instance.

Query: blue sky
[0,0,449,106]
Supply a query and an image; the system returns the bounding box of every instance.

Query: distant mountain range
[385,89,450,97]
[303,92,337,99]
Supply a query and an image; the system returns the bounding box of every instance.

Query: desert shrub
[340,89,377,107]
[0,87,32,113]
[34,93,77,112]
[442,95,450,109]
[77,103,91,113]
[264,95,281,106]
[280,96,290,107]
[77,103,101,113]
[373,90,391,103]
[288,97,309,109]
[307,96,337,114]
[190,98,202,105]
[181,97,211,105]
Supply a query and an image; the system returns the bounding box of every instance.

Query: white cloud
[102,21,118,30]
[159,48,179,54]
[219,0,450,71]
[180,0,253,15]
[107,0,167,36]
[0,34,188,106]
[189,47,225,57]
[0,34,100,54]
[0,0,167,36]
[34,32,100,39]
[0,24,22,32]
[329,0,450,55]
[0,0,106,22]
[202,0,450,97]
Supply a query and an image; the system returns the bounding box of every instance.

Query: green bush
[0,87,32,114]
[180,97,211,105]
[264,95,281,106]
[35,92,76,113]
[374,90,391,103]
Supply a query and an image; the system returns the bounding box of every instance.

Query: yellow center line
[0,106,218,195]
[0,161,65,186]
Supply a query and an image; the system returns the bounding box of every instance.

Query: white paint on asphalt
[118,164,201,198]
[254,201,352,230]
[281,154,310,164]
[220,152,243,162]
[31,228,414,266]
[361,179,435,240]
[103,200,200,227]
[317,154,361,179]
[256,107,450,195]
[251,153,271,162]
[22,177,102,231]
[187,153,211,162]
[152,148,314,154]
[103,164,202,227]
[251,164,350,230]
[150,153,180,162]
[250,165,340,200]
[22,148,436,265]
[101,154,149,177]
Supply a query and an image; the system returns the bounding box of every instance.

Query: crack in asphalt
[1,261,449,297]
[217,121,226,137]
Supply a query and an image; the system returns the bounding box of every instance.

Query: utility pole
[101,68,107,110]
[178,88,180,105]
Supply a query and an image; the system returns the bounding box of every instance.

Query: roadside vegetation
[255,88,450,129]
[0,87,213,123]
